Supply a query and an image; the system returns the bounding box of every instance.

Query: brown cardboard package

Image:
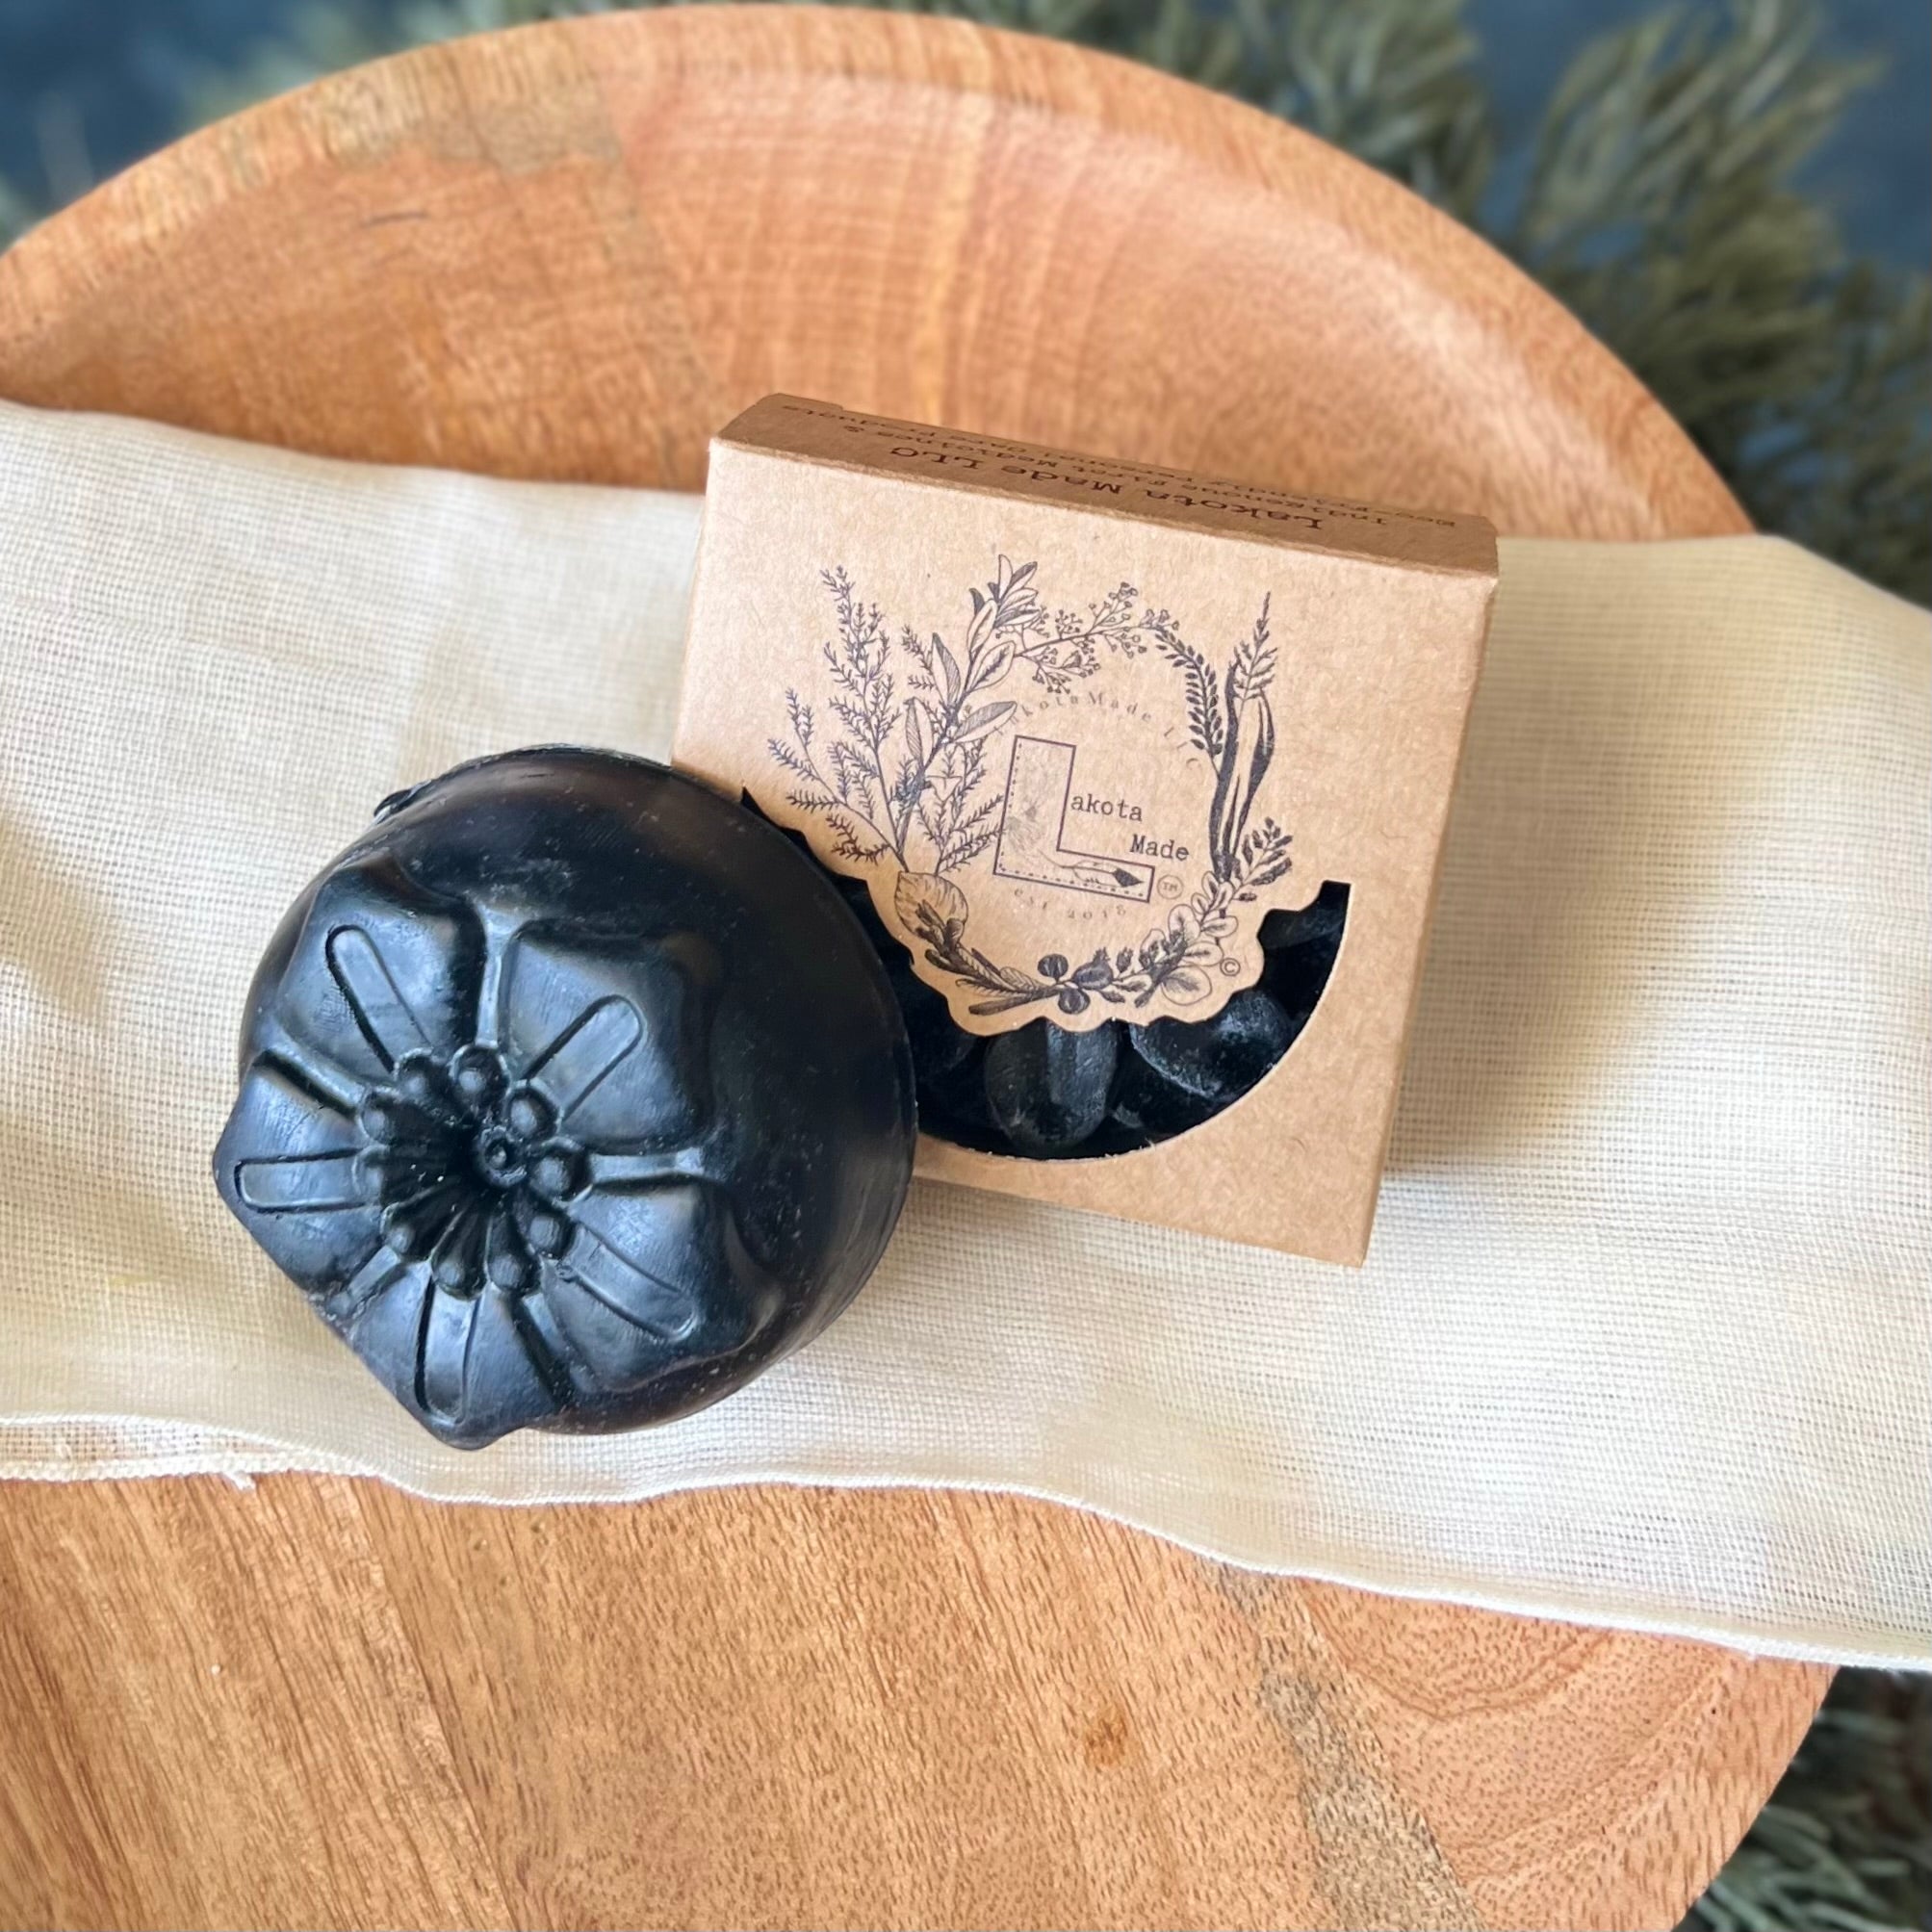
[675,398,1497,1263]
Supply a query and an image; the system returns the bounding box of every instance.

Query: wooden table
[0,13,1826,1926]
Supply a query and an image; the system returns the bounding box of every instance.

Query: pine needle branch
[1229,0,1494,221]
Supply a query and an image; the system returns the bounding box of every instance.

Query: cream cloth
[1,399,1925,1670]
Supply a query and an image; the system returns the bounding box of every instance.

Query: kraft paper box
[674,398,1497,1264]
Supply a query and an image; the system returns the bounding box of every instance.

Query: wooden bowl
[0,11,1820,1928]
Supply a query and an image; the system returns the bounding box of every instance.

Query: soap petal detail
[496,926,718,1150]
[264,854,488,1088]
[215,1058,385,1296]
[550,1182,783,1392]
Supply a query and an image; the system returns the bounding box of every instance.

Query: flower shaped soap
[214,749,915,1449]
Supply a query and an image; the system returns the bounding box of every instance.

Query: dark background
[1,0,1927,264]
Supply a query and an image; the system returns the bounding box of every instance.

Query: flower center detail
[356,1043,588,1298]
[475,1124,528,1187]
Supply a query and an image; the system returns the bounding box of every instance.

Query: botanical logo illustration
[770,555,1296,1020]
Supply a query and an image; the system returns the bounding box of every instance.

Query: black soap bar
[984,1020,1119,1156]
[1257,891,1348,956]
[1258,883,1349,1012]
[1108,1045,1219,1141]
[1127,989,1301,1107]
[918,1035,997,1137]
[213,748,915,1450]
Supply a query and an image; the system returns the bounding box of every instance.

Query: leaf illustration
[1155,635,1225,761]
[906,698,928,767]
[1209,636,1275,880]
[967,990,1048,1017]
[1228,595,1276,708]
[953,701,1017,743]
[1159,966,1215,1006]
[935,635,962,703]
[970,944,1041,992]
[894,870,967,934]
[968,637,1017,692]
[1249,695,1276,806]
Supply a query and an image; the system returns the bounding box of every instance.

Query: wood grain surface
[0,11,1825,1927]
